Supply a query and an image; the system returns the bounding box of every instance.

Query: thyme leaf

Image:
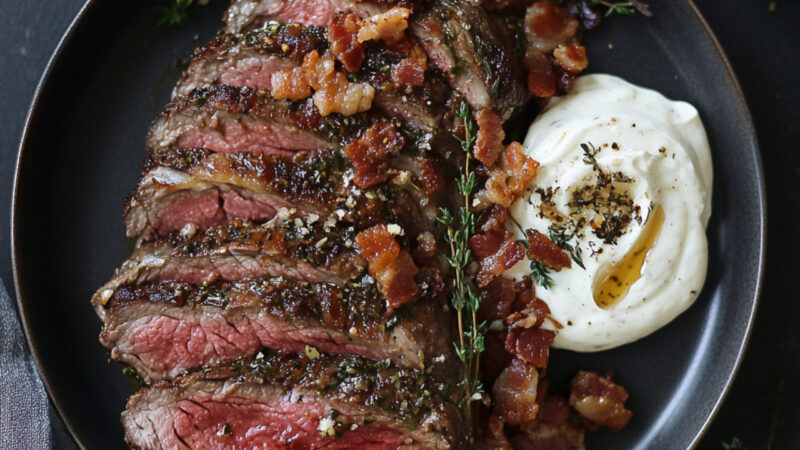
[157,0,204,27]
[441,101,483,426]
[585,0,652,17]
[530,261,554,289]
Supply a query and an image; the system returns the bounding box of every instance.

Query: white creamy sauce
[507,74,712,352]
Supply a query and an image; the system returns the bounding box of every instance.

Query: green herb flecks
[549,229,585,269]
[530,261,554,289]
[157,0,207,27]
[585,0,652,17]
[437,101,484,426]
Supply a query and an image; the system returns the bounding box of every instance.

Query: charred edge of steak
[123,349,466,449]
[149,85,374,151]
[103,274,451,376]
[222,0,412,32]
[411,0,528,120]
[126,146,439,240]
[176,25,453,132]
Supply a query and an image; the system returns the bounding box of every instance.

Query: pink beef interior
[176,115,325,155]
[130,391,416,449]
[116,312,393,381]
[218,56,294,91]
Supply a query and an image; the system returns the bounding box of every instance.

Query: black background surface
[0,0,797,448]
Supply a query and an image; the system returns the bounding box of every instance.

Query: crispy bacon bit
[391,46,427,88]
[475,108,506,167]
[513,422,586,450]
[355,224,419,308]
[524,1,579,53]
[523,51,556,98]
[417,155,444,194]
[525,229,571,270]
[480,142,540,207]
[493,358,540,425]
[478,275,517,323]
[412,231,438,262]
[471,230,525,288]
[357,7,411,44]
[470,205,524,287]
[569,371,633,431]
[344,121,404,188]
[553,41,588,74]
[505,326,555,369]
[302,50,375,116]
[329,12,365,72]
[270,67,311,100]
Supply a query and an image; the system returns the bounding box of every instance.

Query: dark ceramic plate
[12,1,765,449]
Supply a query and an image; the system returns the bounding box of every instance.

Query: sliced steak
[122,350,465,449]
[410,1,528,120]
[224,0,389,32]
[148,85,371,156]
[124,147,437,240]
[92,219,367,313]
[174,26,451,132]
[100,275,451,381]
[173,24,328,98]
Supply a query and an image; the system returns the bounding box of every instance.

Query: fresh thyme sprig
[530,261,554,289]
[157,0,207,27]
[585,0,652,17]
[549,229,585,269]
[438,101,484,424]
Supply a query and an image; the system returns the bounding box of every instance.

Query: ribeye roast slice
[93,219,368,313]
[410,1,528,121]
[224,0,393,33]
[148,85,370,156]
[100,274,451,382]
[173,24,451,132]
[124,147,437,240]
[122,350,465,449]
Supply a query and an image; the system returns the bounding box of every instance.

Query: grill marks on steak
[410,1,528,121]
[224,0,398,32]
[101,275,451,382]
[93,220,367,313]
[174,24,328,98]
[148,85,370,156]
[124,147,437,240]
[123,350,465,449]
[175,25,451,132]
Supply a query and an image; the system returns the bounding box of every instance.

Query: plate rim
[10,1,766,448]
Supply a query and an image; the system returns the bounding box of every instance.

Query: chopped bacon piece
[344,121,404,188]
[270,67,311,100]
[391,46,427,88]
[505,326,555,369]
[470,230,525,288]
[512,422,586,450]
[480,142,540,207]
[417,154,444,194]
[355,224,419,308]
[524,1,579,53]
[492,358,540,425]
[302,50,375,116]
[357,7,411,44]
[524,51,557,98]
[475,108,506,167]
[569,371,633,431]
[553,41,588,74]
[525,229,571,270]
[478,275,517,322]
[478,204,508,234]
[329,12,365,72]
[412,231,438,262]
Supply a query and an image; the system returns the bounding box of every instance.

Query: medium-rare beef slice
[410,1,528,120]
[100,275,452,381]
[174,26,451,132]
[124,147,438,240]
[224,0,402,33]
[92,219,368,313]
[173,24,328,98]
[148,85,371,156]
[122,350,466,449]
